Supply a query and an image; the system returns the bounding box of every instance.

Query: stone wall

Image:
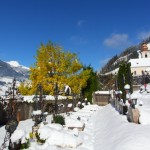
[93,93,110,106]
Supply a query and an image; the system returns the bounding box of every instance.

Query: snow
[124,84,130,90]
[45,95,66,101]
[65,117,84,128]
[22,95,67,103]
[6,61,29,70]
[93,105,150,150]
[38,126,83,148]
[23,95,35,103]
[1,90,150,149]
[32,110,42,115]
[46,123,63,131]
[129,58,150,67]
[0,77,13,83]
[67,103,72,108]
[74,107,80,112]
[0,77,26,95]
[6,61,21,67]
[103,67,119,75]
[11,129,25,143]
[95,91,110,94]
[146,42,150,50]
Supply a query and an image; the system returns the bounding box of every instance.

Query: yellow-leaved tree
[20,41,90,95]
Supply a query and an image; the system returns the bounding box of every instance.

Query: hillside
[98,37,150,90]
[0,60,29,95]
[100,45,139,74]
[101,37,150,74]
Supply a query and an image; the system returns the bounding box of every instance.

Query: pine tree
[117,63,126,99]
[81,65,98,103]
[117,62,133,100]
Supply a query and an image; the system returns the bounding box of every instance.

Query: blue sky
[0,0,150,71]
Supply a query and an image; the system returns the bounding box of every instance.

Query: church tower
[140,43,150,58]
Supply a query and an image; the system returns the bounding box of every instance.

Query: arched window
[134,71,136,75]
[145,54,147,58]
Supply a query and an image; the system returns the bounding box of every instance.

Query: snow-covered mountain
[0,60,29,95]
[0,60,29,78]
[6,61,29,77]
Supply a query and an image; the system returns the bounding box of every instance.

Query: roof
[129,58,150,68]
[95,91,110,94]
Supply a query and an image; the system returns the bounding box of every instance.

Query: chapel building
[129,43,150,76]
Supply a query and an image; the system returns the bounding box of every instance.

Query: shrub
[35,132,46,144]
[29,132,33,139]
[53,115,65,125]
[21,138,30,149]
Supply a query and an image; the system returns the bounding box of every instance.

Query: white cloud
[103,33,130,48]
[137,31,150,40]
[77,20,85,27]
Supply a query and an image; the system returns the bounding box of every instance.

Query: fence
[0,98,79,125]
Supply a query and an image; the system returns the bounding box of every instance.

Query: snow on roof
[147,42,150,50]
[22,95,67,103]
[45,95,66,100]
[95,91,110,94]
[129,58,150,68]
[23,95,35,103]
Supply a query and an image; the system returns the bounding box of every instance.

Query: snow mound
[11,129,25,143]
[38,125,82,148]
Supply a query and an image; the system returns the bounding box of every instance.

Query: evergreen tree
[117,62,133,100]
[81,65,98,103]
[117,63,126,99]
[125,63,133,93]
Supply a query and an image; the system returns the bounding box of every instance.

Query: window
[134,71,136,75]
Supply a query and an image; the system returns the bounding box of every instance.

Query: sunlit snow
[1,87,150,149]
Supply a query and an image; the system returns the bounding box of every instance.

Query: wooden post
[17,109,21,122]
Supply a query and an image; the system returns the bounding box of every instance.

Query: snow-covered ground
[1,87,150,150]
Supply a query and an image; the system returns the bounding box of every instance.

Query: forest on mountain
[100,45,139,73]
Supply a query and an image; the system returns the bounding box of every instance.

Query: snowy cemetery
[1,79,150,149]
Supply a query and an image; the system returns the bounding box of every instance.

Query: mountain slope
[100,45,139,74]
[6,61,29,78]
[0,60,29,95]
